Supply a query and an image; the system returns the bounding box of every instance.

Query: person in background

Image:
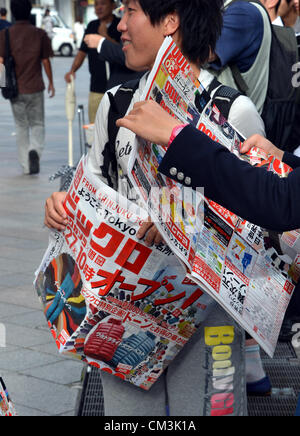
[279,0,300,26]
[64,0,121,123]
[0,0,55,175]
[84,30,145,90]
[208,0,272,115]
[74,17,85,50]
[261,0,290,24]
[0,7,11,30]
[42,8,54,40]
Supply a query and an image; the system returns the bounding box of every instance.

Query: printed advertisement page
[128,37,300,357]
[0,377,16,417]
[34,156,217,390]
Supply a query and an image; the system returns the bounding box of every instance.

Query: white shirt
[272,16,284,26]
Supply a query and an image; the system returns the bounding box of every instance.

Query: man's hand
[64,71,75,84]
[84,34,104,49]
[137,217,164,246]
[45,192,68,231]
[117,100,182,146]
[48,82,55,98]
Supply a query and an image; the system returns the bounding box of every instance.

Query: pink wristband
[168,124,188,147]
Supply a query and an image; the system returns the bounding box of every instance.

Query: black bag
[227,0,299,152]
[1,28,18,100]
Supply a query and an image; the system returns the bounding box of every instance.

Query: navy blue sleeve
[158,125,300,232]
[283,152,300,169]
[211,2,264,73]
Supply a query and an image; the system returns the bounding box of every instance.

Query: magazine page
[34,156,217,390]
[0,377,16,417]
[127,37,299,357]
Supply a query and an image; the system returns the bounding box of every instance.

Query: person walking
[0,7,11,30]
[0,0,55,175]
[42,8,55,40]
[64,0,121,123]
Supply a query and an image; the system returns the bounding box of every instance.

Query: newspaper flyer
[35,156,217,390]
[128,37,300,357]
[0,377,16,417]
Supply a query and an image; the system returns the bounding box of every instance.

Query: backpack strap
[100,78,140,189]
[4,28,11,59]
[224,0,270,95]
[207,77,242,120]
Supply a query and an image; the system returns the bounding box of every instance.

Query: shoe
[247,376,272,397]
[29,150,40,174]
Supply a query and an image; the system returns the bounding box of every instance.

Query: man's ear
[163,12,180,37]
[267,0,281,9]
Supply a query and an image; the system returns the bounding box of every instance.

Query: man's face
[95,0,115,21]
[278,0,294,17]
[118,0,167,72]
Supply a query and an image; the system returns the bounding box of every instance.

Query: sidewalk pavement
[0,56,90,416]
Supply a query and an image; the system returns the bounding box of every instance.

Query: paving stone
[0,56,89,417]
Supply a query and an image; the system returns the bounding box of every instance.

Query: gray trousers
[101,303,247,417]
[10,91,45,174]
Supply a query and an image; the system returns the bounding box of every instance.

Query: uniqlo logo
[284,280,294,295]
[58,330,69,346]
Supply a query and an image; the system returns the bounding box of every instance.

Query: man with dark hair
[45,0,265,416]
[0,7,11,30]
[0,0,55,175]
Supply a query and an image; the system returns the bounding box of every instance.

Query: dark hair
[275,0,294,12]
[10,0,32,21]
[275,0,281,13]
[138,0,224,66]
[0,7,7,16]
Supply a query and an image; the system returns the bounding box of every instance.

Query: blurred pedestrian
[0,0,55,175]
[42,8,55,40]
[84,32,145,90]
[65,0,121,123]
[0,7,11,30]
[74,17,85,50]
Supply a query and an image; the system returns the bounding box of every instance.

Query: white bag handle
[65,75,76,167]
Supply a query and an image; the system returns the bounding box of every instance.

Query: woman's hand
[241,134,284,161]
[117,100,182,146]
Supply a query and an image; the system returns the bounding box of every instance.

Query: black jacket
[98,39,144,90]
[80,16,121,93]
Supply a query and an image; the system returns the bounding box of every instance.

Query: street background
[0,55,91,416]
